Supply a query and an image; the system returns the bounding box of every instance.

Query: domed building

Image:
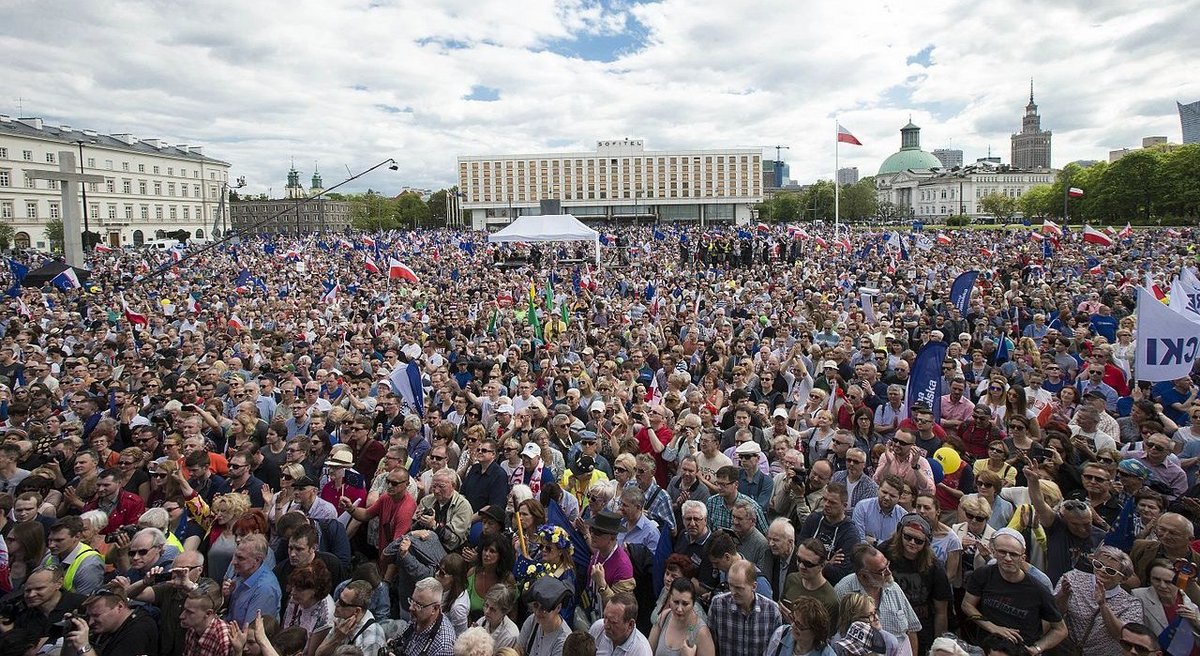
[875,120,941,216]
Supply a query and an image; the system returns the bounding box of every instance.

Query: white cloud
[4,0,1197,195]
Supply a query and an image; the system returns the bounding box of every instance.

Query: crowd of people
[0,221,1197,656]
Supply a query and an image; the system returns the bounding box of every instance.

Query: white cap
[772,408,789,419]
[521,443,542,459]
[590,400,606,413]
[735,441,762,456]
[495,403,515,414]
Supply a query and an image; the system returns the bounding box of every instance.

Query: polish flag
[1068,187,1084,198]
[1041,219,1063,237]
[1118,223,1134,239]
[364,260,380,274]
[756,223,770,233]
[388,258,419,283]
[813,236,828,248]
[1166,228,1182,238]
[94,244,114,253]
[187,296,200,315]
[1146,273,1168,303]
[936,233,952,245]
[979,246,994,258]
[1030,232,1045,242]
[228,314,246,331]
[836,124,863,146]
[836,236,852,250]
[122,300,148,328]
[361,236,376,247]
[1102,226,1117,236]
[1082,225,1114,247]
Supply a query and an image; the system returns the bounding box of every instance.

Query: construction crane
[765,145,790,187]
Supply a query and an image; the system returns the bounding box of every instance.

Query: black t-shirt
[1044,519,1105,586]
[966,565,1062,645]
[96,609,160,656]
[883,548,953,625]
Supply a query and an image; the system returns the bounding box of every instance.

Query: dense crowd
[0,221,1198,656]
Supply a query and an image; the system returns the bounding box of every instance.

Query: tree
[1098,150,1160,224]
[979,192,1018,224]
[802,180,836,221]
[395,192,431,229]
[877,200,903,223]
[349,191,398,231]
[426,189,449,227]
[44,219,64,253]
[839,178,879,220]
[1018,185,1054,220]
[1157,144,1200,218]
[0,223,13,251]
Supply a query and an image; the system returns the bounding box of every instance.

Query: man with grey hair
[123,549,207,656]
[963,528,1066,654]
[317,579,390,656]
[763,517,796,601]
[114,527,175,581]
[617,487,660,552]
[675,500,720,591]
[731,499,771,577]
[386,577,455,656]
[831,447,879,509]
[224,533,281,625]
[413,469,472,552]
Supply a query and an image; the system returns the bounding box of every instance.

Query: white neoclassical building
[0,115,232,250]
[457,139,763,229]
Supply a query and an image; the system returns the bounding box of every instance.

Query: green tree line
[1018,143,1200,224]
[756,178,879,223]
[347,188,454,230]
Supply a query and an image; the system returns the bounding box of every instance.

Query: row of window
[0,146,223,180]
[0,168,218,198]
[460,155,759,170]
[0,199,210,222]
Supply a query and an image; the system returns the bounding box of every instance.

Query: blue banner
[949,270,979,316]
[907,342,949,423]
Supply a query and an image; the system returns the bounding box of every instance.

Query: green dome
[878,148,942,175]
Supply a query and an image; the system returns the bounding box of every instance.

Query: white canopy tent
[487,214,601,264]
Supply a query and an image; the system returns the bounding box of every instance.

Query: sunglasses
[796,557,823,569]
[967,513,989,522]
[1091,559,1123,578]
[901,532,927,545]
[1147,443,1170,452]
[890,438,914,446]
[130,548,156,557]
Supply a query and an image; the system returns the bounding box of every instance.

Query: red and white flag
[361,236,376,247]
[979,246,994,258]
[836,124,863,146]
[1166,228,1182,237]
[187,296,200,315]
[836,235,852,250]
[1119,223,1134,239]
[228,314,246,331]
[936,233,952,245]
[120,295,148,328]
[1068,187,1084,198]
[1082,225,1114,247]
[364,260,380,274]
[94,244,114,253]
[388,258,419,283]
[1030,231,1045,242]
[1041,219,1063,237]
[813,236,828,248]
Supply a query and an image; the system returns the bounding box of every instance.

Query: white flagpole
[834,120,840,234]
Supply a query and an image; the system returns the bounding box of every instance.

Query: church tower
[285,160,305,199]
[1011,80,1053,169]
[310,166,324,195]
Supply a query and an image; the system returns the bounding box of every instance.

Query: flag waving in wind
[388,258,419,282]
[837,124,863,145]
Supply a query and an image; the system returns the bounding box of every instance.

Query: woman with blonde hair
[606,454,637,512]
[265,462,307,521]
[951,495,995,590]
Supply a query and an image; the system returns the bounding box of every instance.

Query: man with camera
[14,565,85,650]
[83,468,145,534]
[62,590,159,656]
[119,549,207,656]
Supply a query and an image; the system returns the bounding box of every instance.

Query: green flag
[486,309,498,335]
[527,295,541,339]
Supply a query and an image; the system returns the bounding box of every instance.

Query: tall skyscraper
[1180,100,1200,144]
[837,167,859,186]
[1011,80,1052,169]
[932,148,963,168]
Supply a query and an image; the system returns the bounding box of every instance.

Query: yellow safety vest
[61,545,103,592]
[166,531,184,554]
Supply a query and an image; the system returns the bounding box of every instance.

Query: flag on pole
[361,236,376,247]
[1119,223,1134,239]
[5,260,28,298]
[94,244,114,253]
[1086,257,1103,275]
[936,233,952,245]
[1136,286,1200,381]
[1042,219,1063,237]
[187,295,200,315]
[1030,231,1045,242]
[388,360,425,416]
[364,260,380,274]
[320,280,339,304]
[1068,187,1085,198]
[836,124,863,146]
[1146,273,1169,303]
[228,314,246,331]
[388,258,419,282]
[1083,225,1114,246]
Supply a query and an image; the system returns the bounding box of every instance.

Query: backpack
[625,543,656,635]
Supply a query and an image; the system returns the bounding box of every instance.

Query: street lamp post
[76,140,91,240]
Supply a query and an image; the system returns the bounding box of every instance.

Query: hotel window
[49,202,60,219]
[46,152,56,164]
[26,202,38,218]
[22,151,33,161]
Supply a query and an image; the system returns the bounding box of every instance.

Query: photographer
[120,550,207,656]
[14,564,84,650]
[62,590,159,656]
[47,516,105,596]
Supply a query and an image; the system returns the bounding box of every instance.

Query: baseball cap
[520,443,541,459]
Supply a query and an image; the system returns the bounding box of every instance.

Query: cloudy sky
[4,0,1198,196]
